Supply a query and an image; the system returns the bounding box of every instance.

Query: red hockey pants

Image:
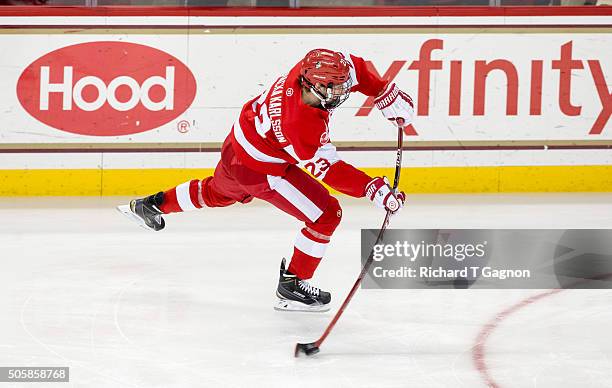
[159,138,342,279]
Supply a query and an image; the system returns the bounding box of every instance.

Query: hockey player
[119,49,414,312]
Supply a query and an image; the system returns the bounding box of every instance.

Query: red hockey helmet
[300,49,353,109]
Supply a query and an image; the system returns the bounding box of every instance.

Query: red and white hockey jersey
[229,52,387,197]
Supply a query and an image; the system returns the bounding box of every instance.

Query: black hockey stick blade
[294,342,320,357]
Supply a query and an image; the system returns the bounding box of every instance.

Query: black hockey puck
[294,342,320,357]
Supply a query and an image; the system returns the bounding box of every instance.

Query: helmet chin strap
[309,85,331,108]
[304,78,349,109]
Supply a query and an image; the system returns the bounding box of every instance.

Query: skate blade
[116,205,156,232]
[274,298,330,313]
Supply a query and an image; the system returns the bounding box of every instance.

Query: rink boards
[0,7,610,195]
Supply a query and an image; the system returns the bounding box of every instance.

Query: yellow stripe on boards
[495,165,612,192]
[0,169,103,196]
[100,169,215,196]
[361,167,501,193]
[0,166,611,196]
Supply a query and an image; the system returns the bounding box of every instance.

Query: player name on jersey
[269,75,287,144]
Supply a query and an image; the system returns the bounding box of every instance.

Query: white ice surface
[1,194,612,388]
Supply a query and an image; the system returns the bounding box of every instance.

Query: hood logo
[17,41,197,137]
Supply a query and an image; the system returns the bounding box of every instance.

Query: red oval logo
[17,41,197,136]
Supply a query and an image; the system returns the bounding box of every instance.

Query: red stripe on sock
[288,247,322,280]
[160,187,182,214]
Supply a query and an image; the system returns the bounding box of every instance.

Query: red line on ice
[471,289,562,388]
[472,273,612,387]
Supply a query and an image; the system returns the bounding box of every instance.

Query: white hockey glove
[374,83,414,129]
[365,177,405,214]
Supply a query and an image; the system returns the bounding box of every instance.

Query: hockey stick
[295,124,404,357]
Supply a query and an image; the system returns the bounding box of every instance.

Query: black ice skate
[275,258,331,312]
[117,192,165,231]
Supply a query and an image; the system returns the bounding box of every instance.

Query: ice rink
[1,194,612,388]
